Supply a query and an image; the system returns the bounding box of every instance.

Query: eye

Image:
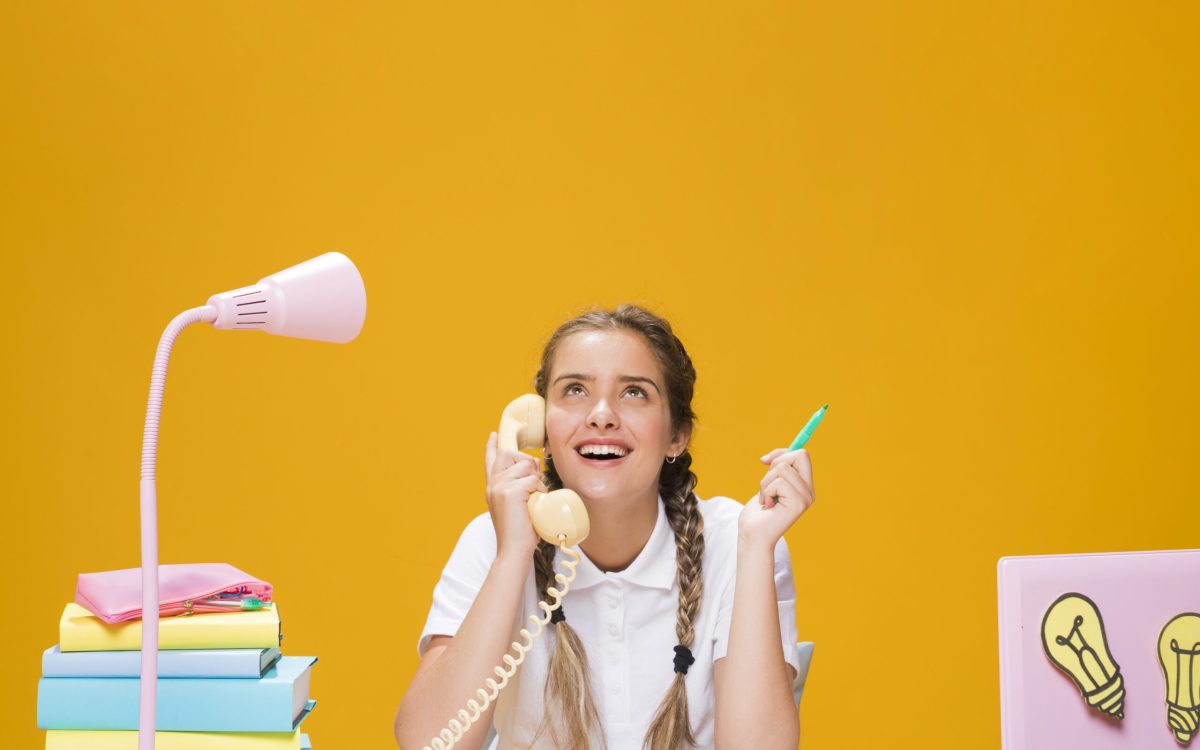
[564,383,586,396]
[624,386,647,398]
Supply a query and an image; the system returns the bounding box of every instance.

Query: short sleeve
[712,537,801,677]
[417,513,498,658]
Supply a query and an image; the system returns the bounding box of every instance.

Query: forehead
[550,329,663,381]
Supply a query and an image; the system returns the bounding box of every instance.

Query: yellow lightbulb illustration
[1041,593,1125,719]
[1158,613,1200,745]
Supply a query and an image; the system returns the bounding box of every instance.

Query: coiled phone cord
[422,543,581,750]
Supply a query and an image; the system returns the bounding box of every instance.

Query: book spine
[43,647,274,678]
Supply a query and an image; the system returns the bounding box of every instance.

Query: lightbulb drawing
[1158,613,1200,745]
[1041,593,1125,719]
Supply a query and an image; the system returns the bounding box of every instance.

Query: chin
[559,469,654,506]
[562,476,620,502]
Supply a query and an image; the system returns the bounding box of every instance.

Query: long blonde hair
[532,304,704,750]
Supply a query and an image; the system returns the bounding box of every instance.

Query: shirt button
[610,655,620,666]
[612,685,622,694]
[608,624,619,637]
[608,598,619,609]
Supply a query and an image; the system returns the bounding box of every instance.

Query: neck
[579,488,659,573]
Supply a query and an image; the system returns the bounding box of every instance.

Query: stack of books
[37,599,317,749]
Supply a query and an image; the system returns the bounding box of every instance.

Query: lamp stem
[138,306,215,750]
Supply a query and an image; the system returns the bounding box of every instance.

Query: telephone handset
[497,393,590,547]
[422,395,589,750]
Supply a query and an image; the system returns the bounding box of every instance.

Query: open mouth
[575,443,632,465]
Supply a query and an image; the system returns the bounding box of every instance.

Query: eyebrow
[553,373,662,395]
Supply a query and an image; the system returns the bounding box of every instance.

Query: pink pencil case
[75,563,273,624]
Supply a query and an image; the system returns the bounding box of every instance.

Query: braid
[664,458,704,646]
[533,540,557,605]
[643,451,704,750]
[532,498,605,749]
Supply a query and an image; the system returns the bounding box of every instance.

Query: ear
[669,424,692,457]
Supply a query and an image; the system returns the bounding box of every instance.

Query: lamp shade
[206,252,367,343]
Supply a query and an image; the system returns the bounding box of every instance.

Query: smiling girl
[395,305,813,750]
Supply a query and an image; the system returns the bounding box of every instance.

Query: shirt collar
[562,494,676,591]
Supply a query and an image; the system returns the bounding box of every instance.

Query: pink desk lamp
[136,252,366,749]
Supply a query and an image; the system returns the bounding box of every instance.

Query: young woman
[395,305,813,750]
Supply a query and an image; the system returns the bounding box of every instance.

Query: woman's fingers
[743,447,817,546]
[487,449,545,515]
[759,470,776,505]
[760,471,797,508]
[485,432,498,477]
[774,459,814,505]
[767,448,814,488]
[777,470,813,509]
[494,453,539,482]
[759,460,800,499]
[786,449,813,487]
[488,463,546,508]
[761,471,811,513]
[760,447,788,465]
[487,467,544,558]
[760,477,785,509]
[758,453,815,509]
[488,446,539,480]
[760,448,813,488]
[509,473,545,496]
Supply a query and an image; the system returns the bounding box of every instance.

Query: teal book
[37,656,316,731]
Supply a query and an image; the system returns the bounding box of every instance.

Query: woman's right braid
[530,492,604,749]
[642,451,705,750]
[533,539,557,605]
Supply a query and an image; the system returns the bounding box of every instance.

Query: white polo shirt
[418,494,801,750]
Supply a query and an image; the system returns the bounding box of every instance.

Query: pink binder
[998,549,1200,749]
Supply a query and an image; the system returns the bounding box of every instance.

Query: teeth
[578,444,629,457]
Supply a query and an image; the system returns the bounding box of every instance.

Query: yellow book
[59,602,281,652]
[46,731,302,749]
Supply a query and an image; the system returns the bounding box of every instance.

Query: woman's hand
[738,448,815,549]
[484,432,546,559]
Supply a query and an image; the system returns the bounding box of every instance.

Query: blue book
[42,645,281,678]
[37,656,316,731]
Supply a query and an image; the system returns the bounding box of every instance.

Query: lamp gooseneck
[137,305,216,750]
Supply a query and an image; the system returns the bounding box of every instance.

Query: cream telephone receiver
[498,393,590,547]
[422,395,590,750]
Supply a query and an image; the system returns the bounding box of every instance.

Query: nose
[587,397,619,430]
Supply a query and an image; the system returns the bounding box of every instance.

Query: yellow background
[2,2,1197,747]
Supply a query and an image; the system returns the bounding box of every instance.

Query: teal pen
[788,404,828,450]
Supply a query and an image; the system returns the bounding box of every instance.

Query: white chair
[793,641,814,705]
